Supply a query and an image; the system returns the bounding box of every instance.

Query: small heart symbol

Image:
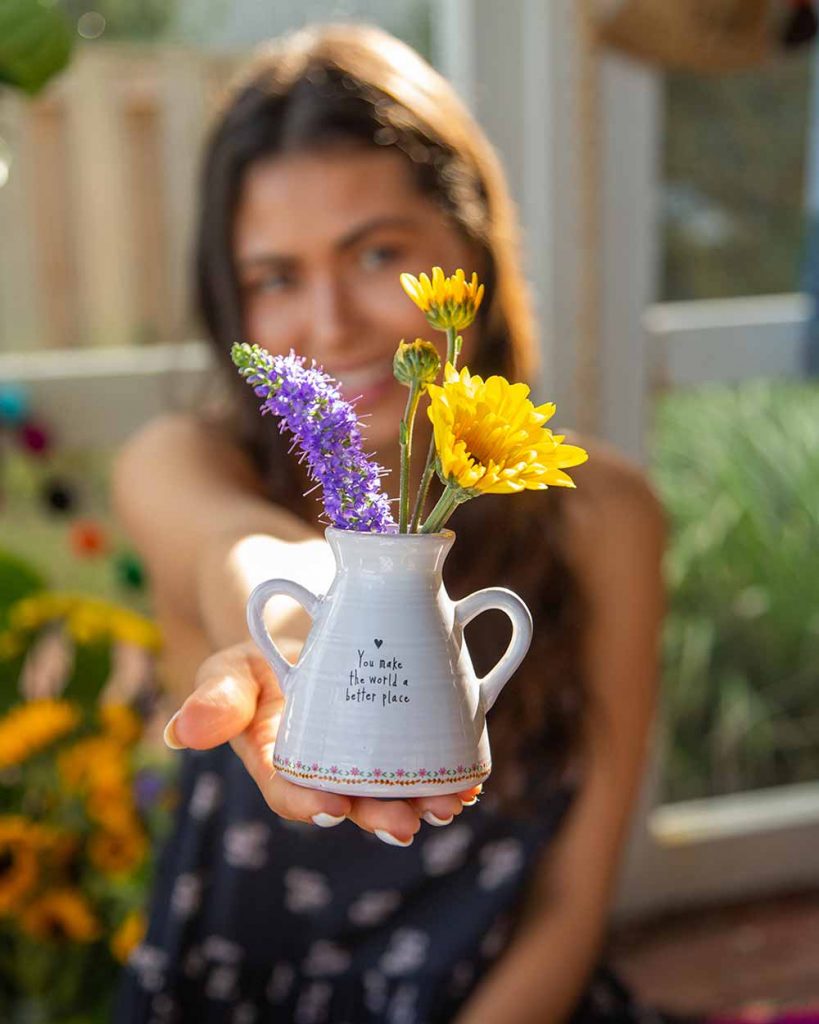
[374,639,383,648]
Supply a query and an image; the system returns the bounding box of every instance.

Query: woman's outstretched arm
[111,411,334,666]
[454,446,668,1024]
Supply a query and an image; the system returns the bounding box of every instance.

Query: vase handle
[454,587,533,713]
[246,579,322,698]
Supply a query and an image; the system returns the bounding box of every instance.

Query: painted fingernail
[374,829,414,847]
[163,710,187,750]
[460,795,479,807]
[422,811,454,827]
[312,813,346,828]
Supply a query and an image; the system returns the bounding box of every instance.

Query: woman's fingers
[409,794,466,825]
[345,784,485,844]
[457,784,483,805]
[164,641,278,751]
[249,767,352,823]
[344,798,422,844]
[408,785,483,826]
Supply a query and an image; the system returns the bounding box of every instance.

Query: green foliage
[0,0,73,95]
[0,552,44,629]
[651,378,819,800]
[0,551,44,712]
[63,641,111,709]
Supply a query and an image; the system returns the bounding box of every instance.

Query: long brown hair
[194,23,589,819]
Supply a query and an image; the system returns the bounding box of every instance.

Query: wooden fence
[0,44,241,353]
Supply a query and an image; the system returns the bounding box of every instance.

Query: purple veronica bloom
[231,343,397,533]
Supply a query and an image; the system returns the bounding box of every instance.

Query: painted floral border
[273,754,490,787]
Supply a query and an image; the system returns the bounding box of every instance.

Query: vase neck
[325,528,454,576]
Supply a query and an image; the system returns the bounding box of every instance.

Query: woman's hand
[163,639,481,846]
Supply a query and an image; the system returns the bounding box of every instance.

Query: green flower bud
[393,339,441,390]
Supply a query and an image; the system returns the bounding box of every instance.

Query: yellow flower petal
[426,364,589,496]
[399,269,485,331]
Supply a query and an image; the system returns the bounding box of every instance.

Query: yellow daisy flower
[20,888,101,943]
[0,700,80,771]
[8,594,61,632]
[8,594,161,652]
[0,817,39,914]
[427,362,589,495]
[111,909,146,963]
[65,602,110,645]
[400,267,485,331]
[108,608,161,651]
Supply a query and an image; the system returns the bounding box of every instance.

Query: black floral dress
[114,744,702,1024]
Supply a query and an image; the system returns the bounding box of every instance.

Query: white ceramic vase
[246,526,533,798]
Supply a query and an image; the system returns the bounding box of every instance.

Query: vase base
[277,769,491,799]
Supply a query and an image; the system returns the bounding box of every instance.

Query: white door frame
[433,0,660,460]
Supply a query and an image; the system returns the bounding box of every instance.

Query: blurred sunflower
[20,888,100,943]
[0,700,80,770]
[111,909,146,963]
[0,818,39,914]
[85,791,138,833]
[58,735,127,791]
[98,703,143,747]
[88,825,147,876]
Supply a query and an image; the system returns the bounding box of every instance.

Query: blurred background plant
[0,0,74,96]
[0,548,174,1024]
[652,378,819,802]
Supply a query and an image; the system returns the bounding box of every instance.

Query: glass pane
[650,378,819,802]
[662,50,813,301]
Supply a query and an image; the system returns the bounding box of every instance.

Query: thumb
[164,646,261,751]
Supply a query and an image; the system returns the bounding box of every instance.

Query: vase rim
[325,526,455,541]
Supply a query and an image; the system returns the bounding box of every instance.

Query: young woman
[112,22,693,1024]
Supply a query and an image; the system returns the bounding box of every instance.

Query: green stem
[409,440,436,534]
[420,485,462,534]
[399,383,421,533]
[409,326,461,533]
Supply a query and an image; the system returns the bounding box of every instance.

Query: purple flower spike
[231,343,397,533]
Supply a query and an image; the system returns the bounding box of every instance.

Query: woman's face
[233,145,481,452]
